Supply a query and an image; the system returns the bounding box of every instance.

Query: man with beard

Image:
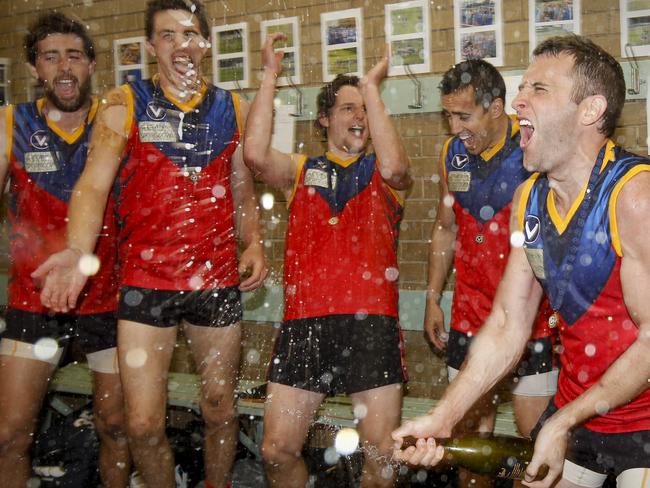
[423,59,558,488]
[0,12,130,488]
[243,34,411,488]
[393,35,650,488]
[33,1,267,487]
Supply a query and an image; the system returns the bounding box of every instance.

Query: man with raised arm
[424,59,558,488]
[0,12,130,488]
[33,1,267,487]
[244,33,411,488]
[393,35,650,488]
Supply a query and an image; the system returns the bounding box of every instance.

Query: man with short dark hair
[33,1,267,487]
[394,35,650,488]
[424,58,558,488]
[244,33,411,488]
[0,12,129,488]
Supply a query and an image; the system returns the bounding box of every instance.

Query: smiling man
[244,34,411,488]
[423,59,558,488]
[0,12,129,488]
[393,35,650,488]
[32,1,267,487]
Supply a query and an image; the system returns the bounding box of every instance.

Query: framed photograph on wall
[385,0,431,76]
[454,0,503,66]
[529,0,580,53]
[114,37,148,86]
[620,0,650,56]
[260,17,301,86]
[212,22,249,90]
[0,58,9,105]
[321,8,363,82]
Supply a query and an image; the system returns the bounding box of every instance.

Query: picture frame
[113,37,148,87]
[212,22,250,90]
[454,0,503,66]
[0,58,9,105]
[321,8,364,82]
[620,0,650,57]
[385,0,431,76]
[260,17,301,86]
[529,0,581,54]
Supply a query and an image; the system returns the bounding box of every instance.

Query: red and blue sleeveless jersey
[116,80,241,290]
[443,117,553,337]
[283,152,403,321]
[519,140,650,433]
[5,99,118,314]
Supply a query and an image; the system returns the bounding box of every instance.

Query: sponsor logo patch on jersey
[30,130,49,150]
[524,215,541,244]
[25,152,58,172]
[451,153,469,170]
[146,102,166,121]
[304,168,329,188]
[138,121,177,143]
[448,171,471,192]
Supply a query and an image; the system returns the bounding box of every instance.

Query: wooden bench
[49,362,520,458]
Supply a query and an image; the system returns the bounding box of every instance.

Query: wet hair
[533,35,625,137]
[314,74,360,137]
[439,59,506,111]
[145,0,210,40]
[24,12,95,66]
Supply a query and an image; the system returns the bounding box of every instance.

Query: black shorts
[532,399,650,475]
[268,314,408,395]
[2,307,117,354]
[447,328,555,376]
[118,285,242,328]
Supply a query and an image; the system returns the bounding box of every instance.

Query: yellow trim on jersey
[517,173,540,231]
[5,105,14,162]
[480,114,520,161]
[36,97,96,144]
[160,77,208,113]
[325,151,361,168]
[87,97,99,123]
[609,163,650,257]
[287,154,308,208]
[232,92,243,136]
[121,84,136,137]
[548,140,616,235]
[440,136,453,181]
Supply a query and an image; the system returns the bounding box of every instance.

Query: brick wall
[1,0,647,398]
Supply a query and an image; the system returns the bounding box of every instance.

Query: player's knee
[93,408,126,443]
[200,390,236,426]
[261,435,303,467]
[125,413,165,444]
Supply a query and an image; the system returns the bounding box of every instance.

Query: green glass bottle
[401,434,549,480]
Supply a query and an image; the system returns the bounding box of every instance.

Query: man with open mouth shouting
[244,33,412,488]
[33,1,267,487]
[422,59,559,488]
[0,12,130,488]
[394,35,650,488]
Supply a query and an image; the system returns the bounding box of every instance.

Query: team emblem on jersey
[523,215,541,244]
[146,102,166,121]
[30,130,49,150]
[451,154,469,170]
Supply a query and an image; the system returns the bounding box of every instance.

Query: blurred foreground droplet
[34,338,59,361]
[78,254,100,276]
[125,348,148,368]
[334,427,359,456]
[261,192,275,210]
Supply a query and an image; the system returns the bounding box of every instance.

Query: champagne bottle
[401,434,549,481]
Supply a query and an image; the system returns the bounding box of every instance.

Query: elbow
[381,160,412,190]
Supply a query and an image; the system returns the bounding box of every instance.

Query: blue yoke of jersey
[128,79,238,169]
[522,145,647,325]
[305,153,377,215]
[445,121,528,224]
[10,102,91,205]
